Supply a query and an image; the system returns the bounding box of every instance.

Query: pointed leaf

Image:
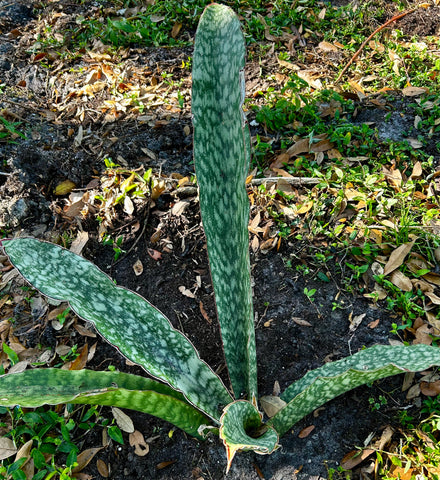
[0,369,211,439]
[193,2,257,401]
[383,241,415,276]
[269,344,440,435]
[219,401,279,473]
[3,238,232,420]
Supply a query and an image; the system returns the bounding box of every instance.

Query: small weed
[0,116,25,144]
[102,234,126,261]
[0,404,123,479]
[304,287,316,303]
[368,394,388,412]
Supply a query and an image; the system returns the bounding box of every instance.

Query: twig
[112,198,152,268]
[334,8,416,84]
[250,176,320,186]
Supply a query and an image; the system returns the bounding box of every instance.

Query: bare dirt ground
[1,1,439,479]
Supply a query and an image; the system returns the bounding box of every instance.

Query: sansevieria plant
[1,3,440,472]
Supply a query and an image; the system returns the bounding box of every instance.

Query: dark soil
[0,1,438,479]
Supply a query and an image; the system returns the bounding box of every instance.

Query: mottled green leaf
[269,344,440,436]
[3,238,232,421]
[0,369,211,439]
[193,3,257,401]
[219,401,278,472]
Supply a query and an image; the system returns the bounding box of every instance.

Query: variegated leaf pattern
[3,238,232,421]
[0,369,211,438]
[193,3,257,401]
[269,344,440,436]
[219,401,279,472]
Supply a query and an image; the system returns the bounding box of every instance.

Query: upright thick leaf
[193,3,257,401]
[0,369,211,439]
[3,238,232,421]
[268,344,440,436]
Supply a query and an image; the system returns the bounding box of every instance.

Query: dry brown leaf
[147,248,162,261]
[249,211,262,234]
[22,457,34,479]
[420,380,440,396]
[402,372,415,392]
[411,278,434,293]
[402,86,429,96]
[112,407,135,433]
[389,270,413,292]
[292,317,312,327]
[199,301,211,324]
[383,241,415,276]
[171,200,189,216]
[425,311,440,334]
[251,235,259,253]
[270,152,289,169]
[156,460,177,470]
[77,82,107,97]
[72,447,103,473]
[425,291,440,305]
[14,438,32,462]
[390,466,414,480]
[349,313,366,332]
[406,383,421,400]
[8,360,29,374]
[179,286,196,298]
[74,323,97,338]
[129,430,150,457]
[63,343,88,371]
[413,324,433,345]
[408,138,423,149]
[260,396,287,418]
[383,165,402,191]
[318,40,339,52]
[367,319,380,329]
[70,231,89,255]
[133,259,143,276]
[296,201,313,214]
[171,22,182,39]
[298,425,315,439]
[123,195,134,215]
[422,273,440,286]
[340,448,375,470]
[377,426,394,450]
[96,459,109,477]
[410,161,423,178]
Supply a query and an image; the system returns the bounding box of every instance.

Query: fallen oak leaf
[0,437,17,461]
[298,425,315,439]
[260,395,287,418]
[112,407,134,433]
[133,259,143,276]
[72,447,104,473]
[156,460,177,470]
[129,430,150,457]
[383,241,415,276]
[147,248,162,261]
[340,448,375,470]
[389,270,413,292]
[96,459,109,477]
[179,286,196,298]
[420,380,440,396]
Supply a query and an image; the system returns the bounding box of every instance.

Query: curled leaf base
[219,401,279,472]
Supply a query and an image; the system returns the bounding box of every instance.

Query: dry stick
[251,176,320,186]
[334,8,416,84]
